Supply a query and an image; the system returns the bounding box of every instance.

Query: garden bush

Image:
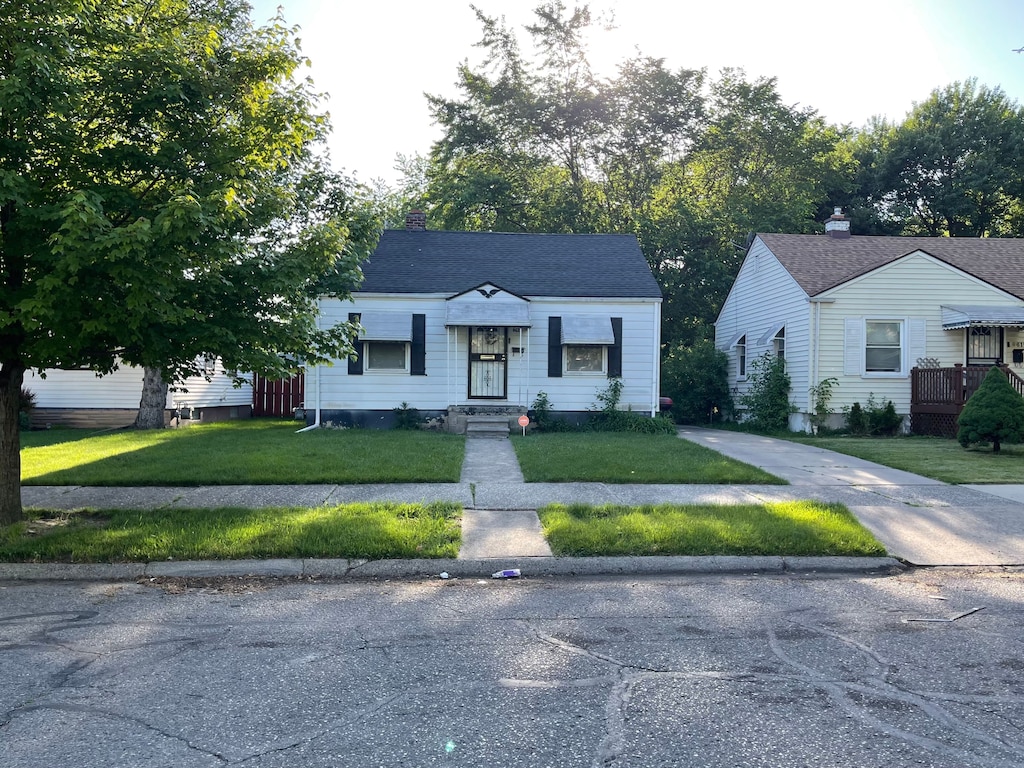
[957,367,1024,452]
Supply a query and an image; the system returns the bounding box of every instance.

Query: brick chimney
[405,210,426,231]
[824,207,851,239]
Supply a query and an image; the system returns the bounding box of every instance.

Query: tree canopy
[0,0,376,522]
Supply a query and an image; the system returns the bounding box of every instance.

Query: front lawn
[511,433,784,484]
[785,435,1024,484]
[20,420,465,485]
[0,502,461,562]
[539,501,885,557]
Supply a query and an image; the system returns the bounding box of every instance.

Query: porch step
[465,415,511,439]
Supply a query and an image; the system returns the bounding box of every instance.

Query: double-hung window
[865,320,902,373]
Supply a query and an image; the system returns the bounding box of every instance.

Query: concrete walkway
[680,428,1024,567]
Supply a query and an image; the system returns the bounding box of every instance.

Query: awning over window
[756,321,786,346]
[941,305,1024,330]
[356,312,412,341]
[726,331,745,348]
[445,302,531,327]
[561,315,615,345]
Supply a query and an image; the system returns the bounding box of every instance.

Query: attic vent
[405,210,426,231]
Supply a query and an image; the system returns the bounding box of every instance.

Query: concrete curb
[0,556,905,581]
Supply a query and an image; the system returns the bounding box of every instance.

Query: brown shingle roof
[757,234,1024,300]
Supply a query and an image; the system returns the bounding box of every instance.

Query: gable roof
[358,230,662,299]
[757,233,1024,301]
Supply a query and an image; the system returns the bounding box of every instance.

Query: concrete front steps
[465,415,511,439]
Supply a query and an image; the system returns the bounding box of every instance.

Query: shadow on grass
[0,503,462,562]
[21,420,465,486]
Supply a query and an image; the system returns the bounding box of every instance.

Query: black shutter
[608,317,622,378]
[548,316,562,378]
[347,312,363,375]
[411,314,426,375]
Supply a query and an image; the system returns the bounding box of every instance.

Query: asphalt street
[2,569,1023,767]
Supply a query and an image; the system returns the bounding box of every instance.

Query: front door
[469,327,507,399]
[968,326,1003,366]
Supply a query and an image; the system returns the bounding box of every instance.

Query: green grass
[0,503,461,562]
[785,435,1024,484]
[511,433,784,484]
[539,502,885,557]
[20,420,465,485]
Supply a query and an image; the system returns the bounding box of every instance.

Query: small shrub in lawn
[957,367,1024,453]
[19,386,35,431]
[844,394,902,436]
[530,391,576,432]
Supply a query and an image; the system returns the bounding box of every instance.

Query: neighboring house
[25,359,253,429]
[716,209,1024,432]
[304,213,663,430]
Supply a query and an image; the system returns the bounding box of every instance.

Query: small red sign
[518,415,530,427]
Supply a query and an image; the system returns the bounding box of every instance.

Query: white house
[25,360,253,429]
[715,209,1024,432]
[303,214,663,431]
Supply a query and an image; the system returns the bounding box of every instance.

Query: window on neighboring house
[564,344,606,373]
[200,354,217,376]
[736,335,746,378]
[365,341,408,372]
[865,320,902,373]
[773,327,785,361]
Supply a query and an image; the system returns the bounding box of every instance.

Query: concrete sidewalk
[12,429,1024,578]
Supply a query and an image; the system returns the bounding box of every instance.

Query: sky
[249,0,1024,185]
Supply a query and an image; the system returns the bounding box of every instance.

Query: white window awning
[357,312,412,341]
[941,305,1024,330]
[444,303,532,327]
[561,315,615,345]
[726,331,745,348]
[756,321,786,346]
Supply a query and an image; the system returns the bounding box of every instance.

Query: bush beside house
[957,367,1024,452]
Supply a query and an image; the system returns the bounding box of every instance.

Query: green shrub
[586,378,676,435]
[808,377,838,434]
[661,340,732,424]
[530,391,576,432]
[844,402,867,435]
[957,367,1024,452]
[844,394,902,436]
[740,353,794,432]
[392,402,422,430]
[19,386,35,431]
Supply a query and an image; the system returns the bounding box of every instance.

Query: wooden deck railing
[911,364,1024,436]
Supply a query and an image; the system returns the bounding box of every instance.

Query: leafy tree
[855,80,1024,236]
[660,339,732,424]
[957,367,1024,453]
[0,0,374,523]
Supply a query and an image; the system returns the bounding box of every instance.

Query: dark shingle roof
[358,230,662,299]
[758,234,1024,300]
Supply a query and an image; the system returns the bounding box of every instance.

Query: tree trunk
[0,361,25,524]
[134,366,168,430]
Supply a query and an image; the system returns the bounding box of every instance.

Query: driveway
[680,428,1024,567]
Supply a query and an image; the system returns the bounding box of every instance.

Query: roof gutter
[296,300,323,433]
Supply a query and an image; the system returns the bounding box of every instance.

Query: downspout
[296,299,323,433]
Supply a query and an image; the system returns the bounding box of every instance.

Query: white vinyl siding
[715,237,812,413]
[316,294,661,414]
[24,361,252,410]
[818,252,1020,413]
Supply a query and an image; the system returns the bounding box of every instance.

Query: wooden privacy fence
[911,364,1024,437]
[252,372,304,418]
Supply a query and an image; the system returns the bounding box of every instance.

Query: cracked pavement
[2,570,1024,767]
